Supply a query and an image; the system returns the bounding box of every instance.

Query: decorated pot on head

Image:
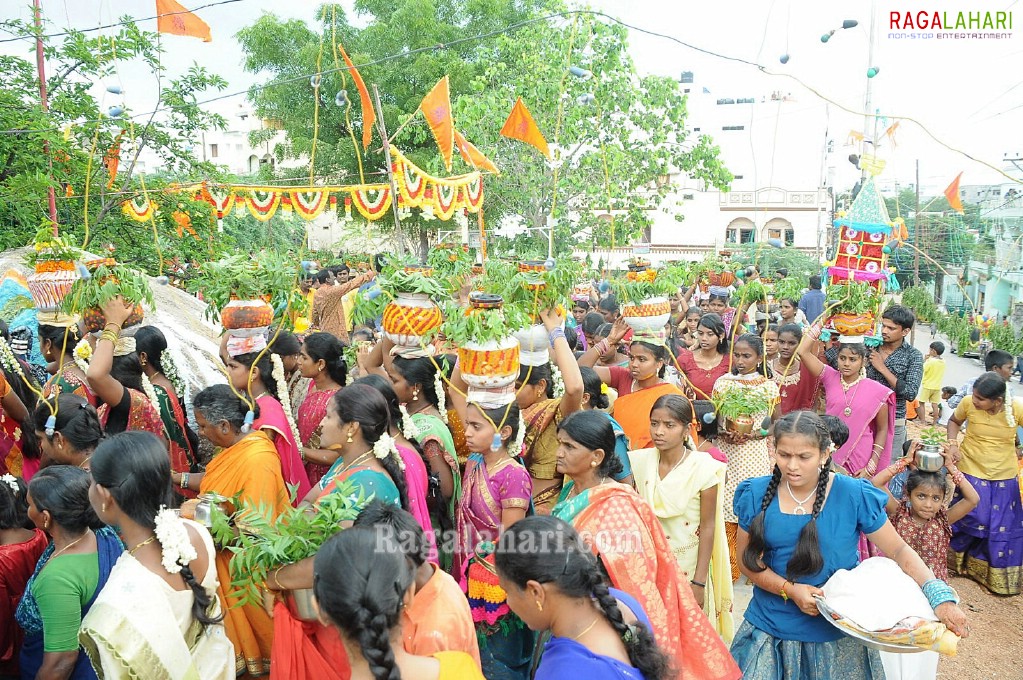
[572,282,592,303]
[221,297,275,331]
[458,293,521,404]
[513,323,550,367]
[830,312,875,337]
[28,256,80,312]
[707,270,736,288]
[383,292,443,356]
[621,296,671,336]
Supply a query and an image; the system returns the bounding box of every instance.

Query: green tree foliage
[728,242,821,282]
[883,187,976,284]
[236,2,731,256]
[0,14,228,271]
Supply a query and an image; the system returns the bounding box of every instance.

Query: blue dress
[534,588,651,680]
[729,473,889,679]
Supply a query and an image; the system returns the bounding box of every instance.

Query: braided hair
[495,516,672,680]
[742,410,831,580]
[314,527,412,680]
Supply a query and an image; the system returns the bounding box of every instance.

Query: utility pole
[860,0,878,187]
[371,85,405,258]
[33,0,58,234]
[914,159,921,286]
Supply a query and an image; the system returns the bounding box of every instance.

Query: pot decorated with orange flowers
[444,293,528,406]
[221,298,275,331]
[28,259,80,312]
[621,296,671,335]
[383,292,443,351]
[830,312,875,336]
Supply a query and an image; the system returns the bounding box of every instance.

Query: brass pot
[720,415,755,436]
[286,588,319,622]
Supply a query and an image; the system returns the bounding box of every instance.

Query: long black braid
[742,410,831,579]
[354,610,400,680]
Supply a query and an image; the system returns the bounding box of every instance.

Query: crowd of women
[0,262,1016,680]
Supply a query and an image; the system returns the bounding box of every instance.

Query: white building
[580,72,837,267]
[199,104,289,176]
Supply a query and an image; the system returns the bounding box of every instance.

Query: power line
[0,0,245,44]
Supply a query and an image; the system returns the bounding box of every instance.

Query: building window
[693,127,701,131]
[727,228,755,244]
[785,228,794,245]
[682,193,694,200]
[210,144,219,158]
[722,125,745,131]
[733,175,744,179]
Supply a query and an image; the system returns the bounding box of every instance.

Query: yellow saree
[630,448,734,642]
[201,430,289,677]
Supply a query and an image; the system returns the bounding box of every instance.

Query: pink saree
[822,365,896,474]
[297,387,338,486]
[255,394,312,505]
[397,443,439,564]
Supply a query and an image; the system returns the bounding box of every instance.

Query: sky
[3,0,1022,195]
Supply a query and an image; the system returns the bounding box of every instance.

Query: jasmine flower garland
[434,371,448,423]
[153,505,198,574]
[398,403,422,440]
[73,338,92,373]
[1,473,18,494]
[374,431,405,471]
[0,337,26,382]
[510,408,526,457]
[141,373,161,413]
[270,353,303,448]
[550,363,565,399]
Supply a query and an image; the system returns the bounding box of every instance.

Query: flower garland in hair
[434,370,448,423]
[161,347,187,397]
[374,431,405,470]
[398,403,422,440]
[141,373,161,413]
[550,363,565,399]
[510,408,527,457]
[1,473,19,494]
[270,353,303,448]
[0,337,26,382]
[73,338,92,373]
[153,505,198,574]
[1004,393,1015,428]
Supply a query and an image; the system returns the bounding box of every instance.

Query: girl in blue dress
[730,410,970,679]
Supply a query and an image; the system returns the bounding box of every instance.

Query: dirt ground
[901,421,1023,679]
[936,577,1022,679]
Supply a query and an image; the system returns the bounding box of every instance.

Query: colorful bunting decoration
[420,76,455,171]
[155,0,212,42]
[242,189,282,222]
[500,98,549,159]
[122,195,158,222]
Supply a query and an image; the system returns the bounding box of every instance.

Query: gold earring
[347,429,354,444]
[590,461,598,468]
[535,600,543,612]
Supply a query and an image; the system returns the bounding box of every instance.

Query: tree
[0,14,228,271]
[236,2,731,257]
[883,187,976,285]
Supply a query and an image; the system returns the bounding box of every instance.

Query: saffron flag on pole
[454,130,499,174]
[420,76,455,171]
[337,43,375,150]
[500,97,550,159]
[944,172,965,214]
[155,0,212,42]
[104,131,124,189]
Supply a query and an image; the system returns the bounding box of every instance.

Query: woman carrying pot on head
[579,319,682,451]
[706,286,749,339]
[16,466,123,680]
[84,299,166,444]
[946,371,1023,596]
[796,328,894,480]
[771,324,822,416]
[675,313,731,401]
[33,395,104,470]
[295,332,348,486]
[80,432,233,679]
[38,316,97,407]
[514,308,584,516]
[212,331,312,505]
[550,411,742,680]
[135,326,200,495]
[187,384,290,677]
[711,333,780,582]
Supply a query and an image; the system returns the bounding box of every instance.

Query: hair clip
[44,414,57,437]
[241,409,255,433]
[490,433,502,452]
[702,412,716,424]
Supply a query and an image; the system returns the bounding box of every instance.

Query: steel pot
[915,444,944,472]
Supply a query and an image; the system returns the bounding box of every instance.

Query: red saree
[571,483,741,680]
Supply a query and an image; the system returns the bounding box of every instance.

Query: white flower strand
[153,505,198,574]
[550,362,565,399]
[0,337,27,383]
[434,370,448,423]
[374,431,405,470]
[1,473,19,494]
[161,347,187,398]
[398,403,422,440]
[73,338,92,373]
[271,353,303,448]
[510,408,527,457]
[141,373,162,414]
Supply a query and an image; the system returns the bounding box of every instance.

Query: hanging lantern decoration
[779,54,790,64]
[108,106,124,118]
[335,89,349,107]
[310,73,322,89]
[105,84,123,94]
[568,66,593,80]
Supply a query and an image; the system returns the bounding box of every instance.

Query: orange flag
[944,172,964,214]
[500,97,549,159]
[104,131,124,189]
[155,0,212,42]
[337,43,375,150]
[420,76,455,171]
[454,130,499,174]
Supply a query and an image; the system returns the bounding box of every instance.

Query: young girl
[772,324,821,415]
[731,411,970,679]
[693,400,727,463]
[763,325,780,365]
[629,395,733,639]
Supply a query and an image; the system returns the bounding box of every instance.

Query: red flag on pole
[337,43,375,151]
[155,0,212,42]
[419,76,455,171]
[943,172,964,214]
[500,97,549,159]
[454,130,499,174]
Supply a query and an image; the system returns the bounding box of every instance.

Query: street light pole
[914,159,921,287]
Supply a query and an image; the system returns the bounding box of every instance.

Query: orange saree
[201,430,289,677]
[611,382,682,450]
[571,483,741,680]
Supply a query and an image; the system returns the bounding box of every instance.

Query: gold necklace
[571,617,600,641]
[129,535,157,556]
[659,449,691,479]
[50,531,89,561]
[840,376,863,416]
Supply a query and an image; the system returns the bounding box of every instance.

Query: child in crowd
[693,400,727,463]
[937,386,956,426]
[820,414,850,458]
[921,341,947,425]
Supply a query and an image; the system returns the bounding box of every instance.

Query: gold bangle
[271,566,285,590]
